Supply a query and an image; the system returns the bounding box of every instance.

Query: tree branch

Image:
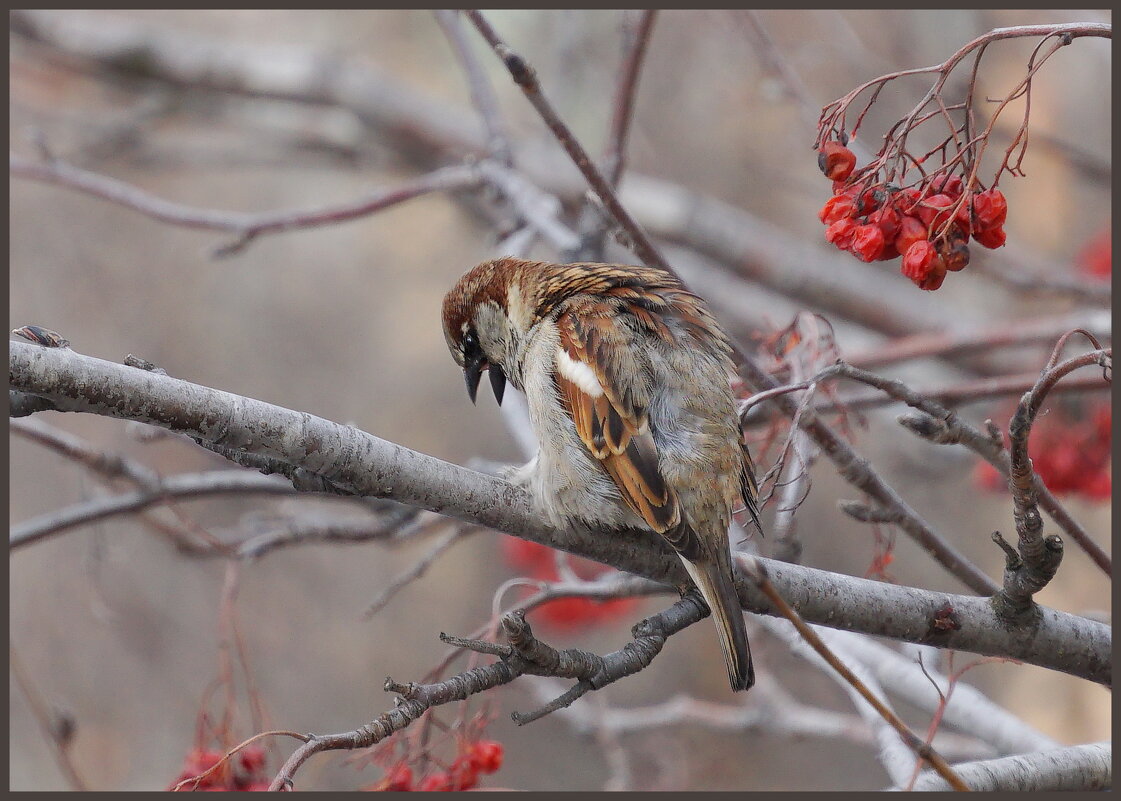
[8,340,1111,685]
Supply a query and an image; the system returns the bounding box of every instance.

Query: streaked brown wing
[553,304,681,535]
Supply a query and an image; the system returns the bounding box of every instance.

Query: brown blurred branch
[9,153,483,257]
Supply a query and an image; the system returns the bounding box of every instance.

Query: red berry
[874,241,901,261]
[818,141,857,181]
[1078,227,1111,278]
[894,215,928,256]
[928,173,964,199]
[238,746,267,775]
[901,240,948,291]
[850,223,886,262]
[449,756,479,790]
[825,218,859,250]
[912,193,955,229]
[384,764,414,791]
[419,772,452,792]
[972,188,1008,229]
[818,194,857,225]
[867,206,901,241]
[470,741,505,774]
[973,225,1007,249]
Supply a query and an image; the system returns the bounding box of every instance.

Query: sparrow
[441,257,760,691]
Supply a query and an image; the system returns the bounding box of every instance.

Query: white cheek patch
[556,347,604,397]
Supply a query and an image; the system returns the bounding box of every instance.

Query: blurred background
[9,9,1110,791]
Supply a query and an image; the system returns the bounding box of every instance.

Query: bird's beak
[489,362,507,406]
[463,355,485,405]
[463,357,507,406]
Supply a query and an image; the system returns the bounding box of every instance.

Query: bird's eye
[463,330,480,354]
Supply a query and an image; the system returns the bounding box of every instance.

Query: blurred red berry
[975,403,1110,500]
[818,141,857,181]
[825,218,859,250]
[1078,227,1111,279]
[818,194,857,225]
[419,773,452,792]
[851,223,886,261]
[383,764,414,791]
[238,747,266,775]
[972,188,1008,229]
[469,740,505,774]
[894,215,928,256]
[501,538,639,630]
[901,240,947,290]
[449,756,480,790]
[973,225,1007,249]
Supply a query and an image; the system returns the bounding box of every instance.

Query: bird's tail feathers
[678,552,754,692]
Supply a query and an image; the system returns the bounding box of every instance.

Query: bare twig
[603,10,657,186]
[10,644,87,790]
[738,555,970,791]
[464,9,673,275]
[754,359,1110,576]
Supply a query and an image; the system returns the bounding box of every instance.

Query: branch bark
[8,340,1111,685]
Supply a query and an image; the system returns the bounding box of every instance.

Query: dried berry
[894,215,928,256]
[825,218,859,250]
[911,193,955,229]
[935,228,971,272]
[851,223,886,262]
[973,225,1007,249]
[818,194,857,225]
[901,240,947,291]
[818,141,857,181]
[928,173,964,199]
[867,206,901,241]
[972,188,1008,229]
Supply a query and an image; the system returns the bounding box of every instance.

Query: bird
[441,257,761,691]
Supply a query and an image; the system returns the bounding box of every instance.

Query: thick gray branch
[903,741,1110,792]
[8,341,1111,685]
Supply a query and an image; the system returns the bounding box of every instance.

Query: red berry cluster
[169,745,270,791]
[375,740,505,792]
[502,538,639,630]
[975,402,1111,501]
[817,141,1009,291]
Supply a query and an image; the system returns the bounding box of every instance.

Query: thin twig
[738,556,970,791]
[603,10,657,187]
